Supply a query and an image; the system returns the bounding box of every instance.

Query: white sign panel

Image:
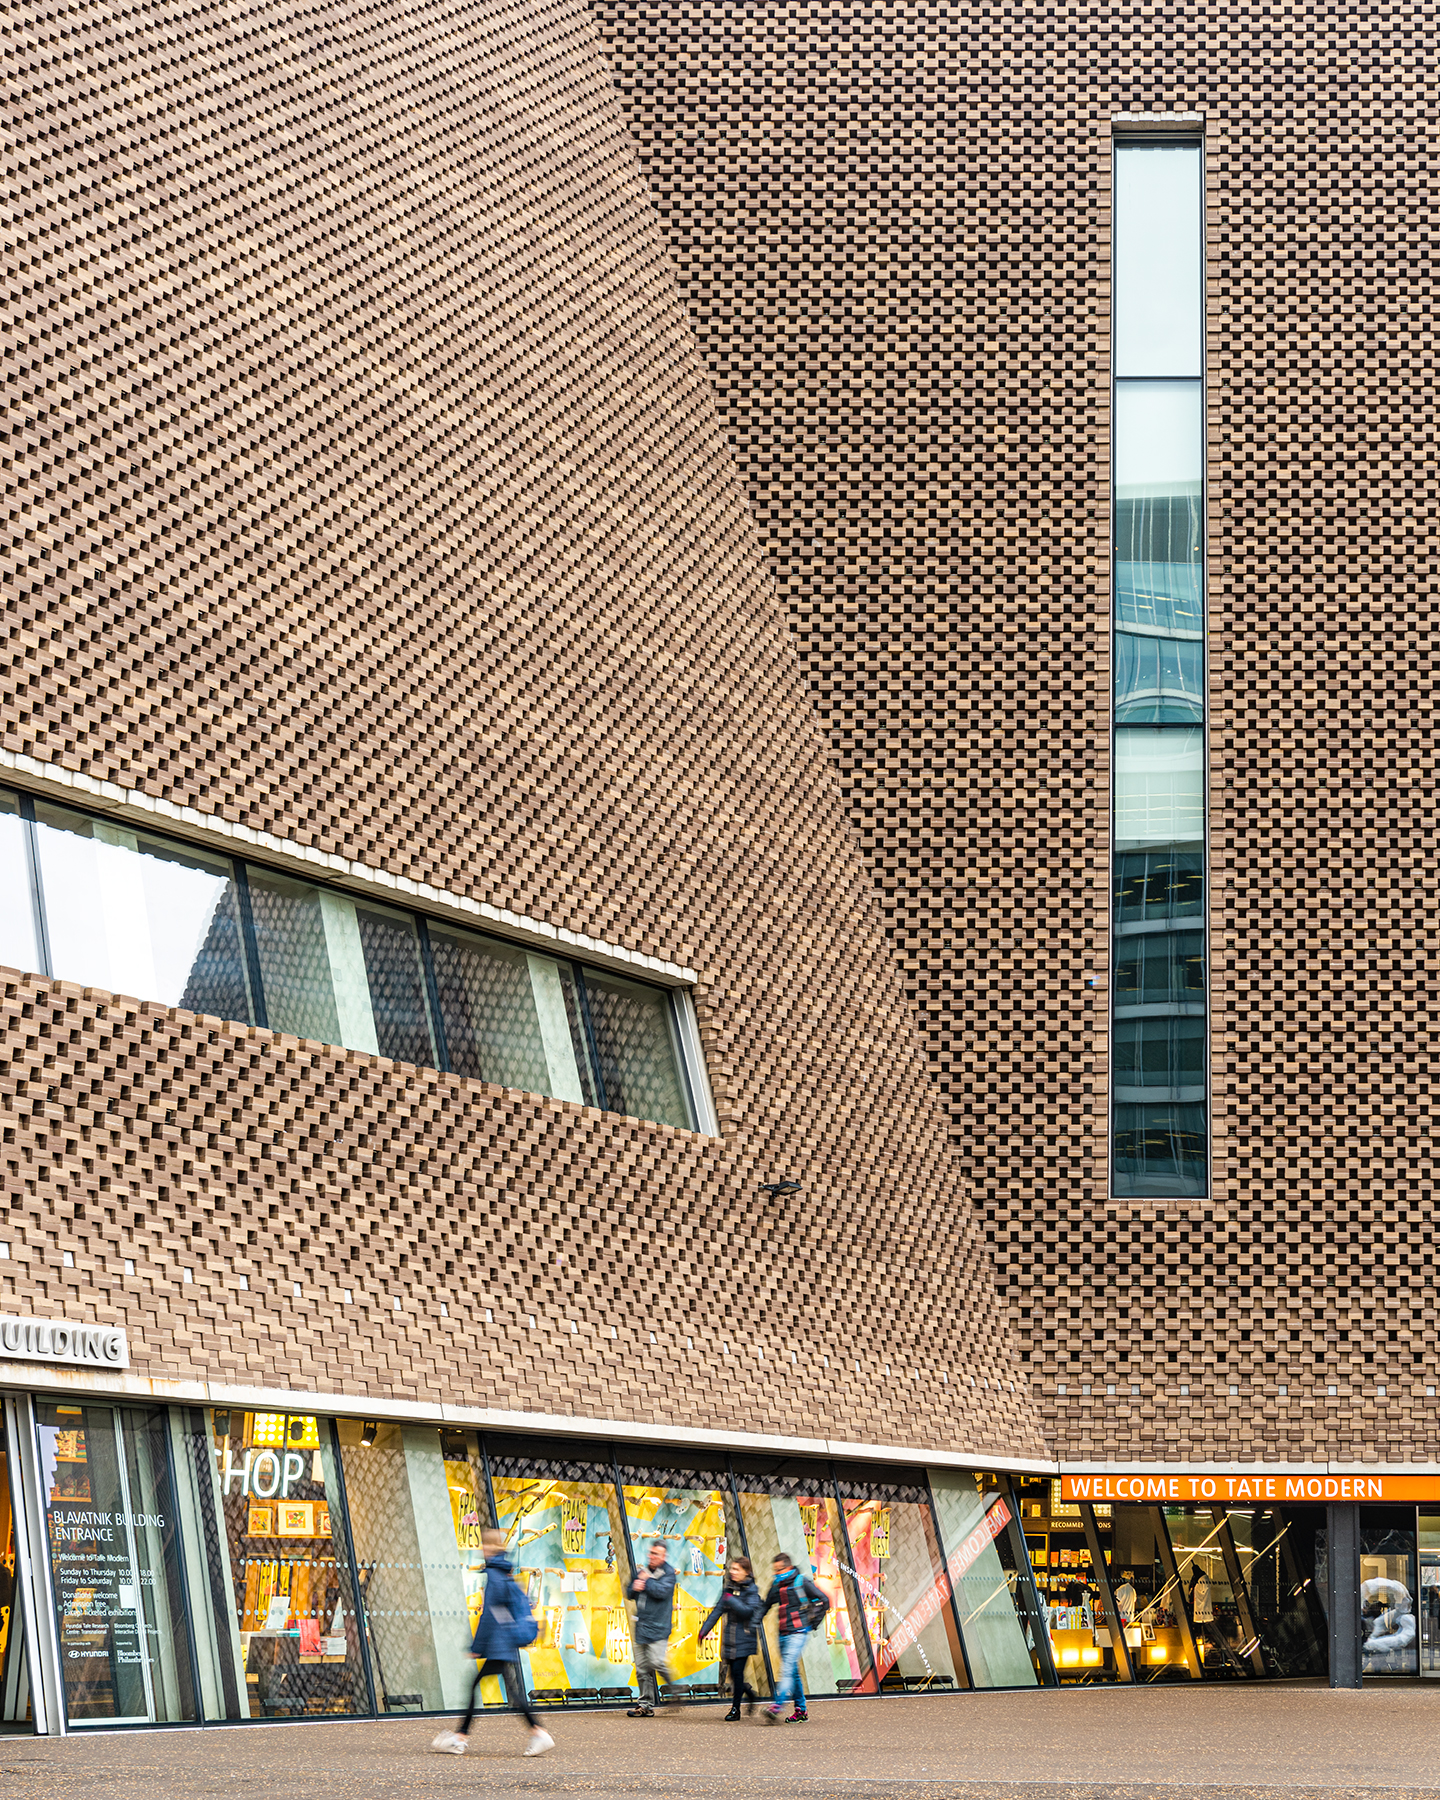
[0,1314,129,1369]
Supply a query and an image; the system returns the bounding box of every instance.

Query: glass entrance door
[34,1400,198,1725]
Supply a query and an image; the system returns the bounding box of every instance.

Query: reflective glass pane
[429,928,594,1105]
[584,972,693,1129]
[0,792,39,975]
[36,1400,198,1724]
[1229,1506,1328,1678]
[0,1414,26,1722]
[1113,1016,1205,1093]
[1106,1506,1200,1681]
[1113,1102,1207,1198]
[32,803,250,1019]
[1114,728,1204,845]
[354,906,434,1066]
[839,1488,963,1692]
[1361,1514,1418,1676]
[730,1466,868,1699]
[245,873,347,1046]
[488,1449,631,1705]
[339,1421,490,1712]
[1165,1507,1249,1679]
[1115,380,1203,638]
[1114,932,1205,1008]
[931,1471,1038,1687]
[1114,142,1202,378]
[619,1467,736,1698]
[1113,846,1204,924]
[204,1409,370,1716]
[1115,630,1204,723]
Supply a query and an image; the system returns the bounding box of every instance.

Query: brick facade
[0,0,1039,1458]
[589,1,1437,1460]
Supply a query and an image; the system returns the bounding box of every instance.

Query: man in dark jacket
[628,1539,679,1717]
[432,1529,554,1757]
[761,1553,829,1723]
[701,1554,762,1720]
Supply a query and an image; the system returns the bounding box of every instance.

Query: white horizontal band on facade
[0,749,697,988]
[1060,1459,1440,1478]
[0,1357,1053,1475]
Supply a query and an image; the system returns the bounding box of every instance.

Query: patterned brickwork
[588,1,1439,1461]
[0,0,1038,1456]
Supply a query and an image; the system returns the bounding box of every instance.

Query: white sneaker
[524,1727,555,1757]
[431,1731,467,1754]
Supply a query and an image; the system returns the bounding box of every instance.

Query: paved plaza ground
[6,1685,1440,1800]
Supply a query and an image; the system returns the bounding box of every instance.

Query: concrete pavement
[5,1684,1440,1799]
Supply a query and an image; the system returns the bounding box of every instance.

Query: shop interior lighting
[360,1420,379,1447]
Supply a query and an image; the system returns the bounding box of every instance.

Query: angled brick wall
[0,0,1037,1456]
[589,0,1438,1460]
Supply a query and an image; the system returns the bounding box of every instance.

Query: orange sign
[1061,1471,1440,1505]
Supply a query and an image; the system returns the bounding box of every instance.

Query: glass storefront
[33,1395,1440,1728]
[730,1459,870,1701]
[0,1413,31,1728]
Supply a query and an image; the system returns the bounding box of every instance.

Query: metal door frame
[4,1392,65,1734]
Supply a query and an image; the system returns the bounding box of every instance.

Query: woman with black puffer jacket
[700,1555,764,1720]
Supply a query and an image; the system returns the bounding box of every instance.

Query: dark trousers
[459,1658,538,1732]
[726,1656,754,1704]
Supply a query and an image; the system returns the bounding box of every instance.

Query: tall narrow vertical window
[1111,137,1207,1199]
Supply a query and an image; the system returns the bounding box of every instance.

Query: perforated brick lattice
[589,0,1438,1460]
[0,0,1037,1456]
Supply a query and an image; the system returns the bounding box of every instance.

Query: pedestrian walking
[432,1528,554,1758]
[628,1538,679,1717]
[700,1553,763,1720]
[761,1551,829,1723]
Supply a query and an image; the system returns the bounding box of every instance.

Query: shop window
[1361,1511,1418,1676]
[1228,1506,1327,1677]
[837,1474,965,1693]
[338,1421,491,1713]
[1164,1507,1251,1679]
[191,1410,370,1718]
[729,1461,869,1699]
[34,1401,199,1725]
[930,1470,1041,1688]
[618,1459,744,1698]
[1106,1506,1199,1681]
[1418,1512,1440,1676]
[487,1443,632,1706]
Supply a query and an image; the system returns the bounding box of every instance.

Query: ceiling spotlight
[360,1420,379,1448]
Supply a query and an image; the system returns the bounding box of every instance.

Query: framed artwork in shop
[247,1505,272,1537]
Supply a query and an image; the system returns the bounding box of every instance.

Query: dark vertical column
[921,1471,974,1691]
[1004,1477,1058,1687]
[1080,1503,1134,1682]
[1327,1503,1362,1688]
[831,1472,881,1693]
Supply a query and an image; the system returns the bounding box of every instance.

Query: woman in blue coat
[701,1555,764,1719]
[432,1529,554,1757]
